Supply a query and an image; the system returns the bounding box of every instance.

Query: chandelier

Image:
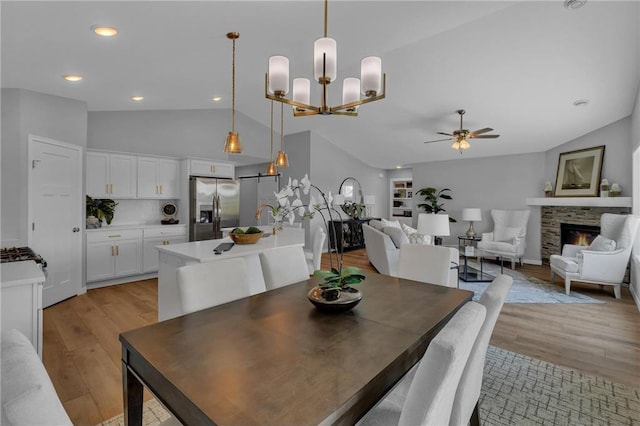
[265,0,386,117]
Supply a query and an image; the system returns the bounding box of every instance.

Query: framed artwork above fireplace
[554,145,605,197]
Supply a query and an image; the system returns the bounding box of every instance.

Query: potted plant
[86,196,118,227]
[416,187,457,222]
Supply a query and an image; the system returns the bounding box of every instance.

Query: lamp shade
[342,78,360,107]
[292,78,311,109]
[361,56,382,96]
[363,195,376,205]
[314,37,337,82]
[268,56,289,96]
[417,213,450,236]
[461,208,482,222]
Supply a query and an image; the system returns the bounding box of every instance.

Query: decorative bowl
[228,231,264,245]
[307,286,362,313]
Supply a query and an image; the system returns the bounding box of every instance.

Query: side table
[458,236,494,282]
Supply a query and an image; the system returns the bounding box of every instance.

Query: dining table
[119,273,473,426]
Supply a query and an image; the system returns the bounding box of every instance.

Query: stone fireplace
[540,205,631,263]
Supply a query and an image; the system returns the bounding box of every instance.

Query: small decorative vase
[307,286,363,313]
[272,220,283,235]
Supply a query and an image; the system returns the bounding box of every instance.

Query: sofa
[1,329,72,426]
[362,221,459,286]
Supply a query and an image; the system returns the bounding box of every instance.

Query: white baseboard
[630,285,640,312]
[86,272,157,290]
[523,258,543,266]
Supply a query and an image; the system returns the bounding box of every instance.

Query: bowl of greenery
[228,226,264,244]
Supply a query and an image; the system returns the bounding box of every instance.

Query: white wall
[412,152,543,263]
[1,89,87,246]
[630,83,640,310]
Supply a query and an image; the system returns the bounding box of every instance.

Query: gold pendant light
[224,32,243,154]
[275,102,289,167]
[265,101,278,176]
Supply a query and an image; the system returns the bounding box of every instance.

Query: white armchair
[550,213,639,299]
[477,209,530,269]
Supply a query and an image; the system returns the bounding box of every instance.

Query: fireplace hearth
[560,223,600,248]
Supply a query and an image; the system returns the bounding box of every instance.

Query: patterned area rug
[459,261,604,304]
[100,347,640,426]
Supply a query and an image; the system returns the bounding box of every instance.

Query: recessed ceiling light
[212,96,222,102]
[564,0,587,10]
[573,99,589,107]
[131,96,144,102]
[395,165,403,169]
[63,75,83,82]
[91,25,118,37]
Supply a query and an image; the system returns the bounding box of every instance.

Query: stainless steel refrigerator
[189,176,240,241]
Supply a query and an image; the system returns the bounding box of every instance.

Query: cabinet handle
[210,164,216,173]
[115,245,119,256]
[160,185,163,194]
[110,183,114,194]
[108,234,121,238]
[106,184,110,194]
[111,246,115,256]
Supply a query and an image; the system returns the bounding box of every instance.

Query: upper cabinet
[187,159,234,178]
[137,157,180,199]
[87,152,137,198]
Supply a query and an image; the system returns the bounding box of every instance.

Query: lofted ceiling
[2,1,639,169]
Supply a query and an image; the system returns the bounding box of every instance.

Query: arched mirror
[339,177,363,204]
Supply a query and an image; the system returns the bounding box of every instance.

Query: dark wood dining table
[120,274,473,426]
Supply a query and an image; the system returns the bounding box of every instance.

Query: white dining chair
[357,301,486,426]
[450,274,513,426]
[259,246,310,290]
[396,243,459,287]
[305,226,327,274]
[176,257,251,315]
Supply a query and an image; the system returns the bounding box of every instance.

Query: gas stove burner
[0,247,47,267]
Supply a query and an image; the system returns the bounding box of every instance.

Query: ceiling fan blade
[470,134,500,139]
[424,138,453,144]
[437,132,454,137]
[470,127,493,135]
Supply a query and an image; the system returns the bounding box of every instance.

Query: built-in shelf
[526,197,632,207]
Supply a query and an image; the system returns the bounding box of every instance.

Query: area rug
[459,262,604,304]
[99,346,640,426]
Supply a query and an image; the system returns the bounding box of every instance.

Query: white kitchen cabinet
[187,159,234,178]
[87,151,137,198]
[86,229,143,282]
[142,226,187,272]
[1,261,44,358]
[137,156,180,199]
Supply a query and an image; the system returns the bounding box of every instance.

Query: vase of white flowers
[270,175,366,311]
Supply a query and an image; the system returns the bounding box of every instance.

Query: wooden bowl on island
[228,230,264,245]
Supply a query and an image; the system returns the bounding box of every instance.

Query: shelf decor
[553,145,605,197]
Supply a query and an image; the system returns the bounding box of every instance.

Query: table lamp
[461,208,482,238]
[417,213,450,245]
[363,195,376,218]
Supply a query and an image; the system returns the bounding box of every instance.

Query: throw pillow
[588,234,616,252]
[408,232,431,245]
[368,219,385,231]
[383,226,409,248]
[493,226,522,242]
[401,223,417,237]
[381,218,401,229]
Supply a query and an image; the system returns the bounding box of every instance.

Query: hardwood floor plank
[41,250,640,424]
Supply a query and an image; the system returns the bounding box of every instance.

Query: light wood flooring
[43,249,640,425]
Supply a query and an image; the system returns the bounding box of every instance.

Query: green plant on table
[86,195,118,225]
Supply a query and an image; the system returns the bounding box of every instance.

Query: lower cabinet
[86,229,143,283]
[143,226,187,273]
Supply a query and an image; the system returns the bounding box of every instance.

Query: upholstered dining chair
[477,209,531,269]
[305,226,327,274]
[357,302,486,426]
[449,274,513,426]
[176,257,251,315]
[259,246,310,290]
[550,213,640,299]
[396,244,459,287]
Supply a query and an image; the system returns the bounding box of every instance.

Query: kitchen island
[156,227,305,320]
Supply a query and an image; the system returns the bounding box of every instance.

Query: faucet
[255,203,279,234]
[212,193,222,239]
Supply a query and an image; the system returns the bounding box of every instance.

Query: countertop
[86,223,187,232]
[157,227,304,263]
[0,261,46,288]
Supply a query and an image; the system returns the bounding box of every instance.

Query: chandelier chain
[323,0,328,38]
[280,102,284,150]
[231,37,236,132]
[270,101,274,160]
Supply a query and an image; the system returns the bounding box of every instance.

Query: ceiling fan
[424,109,500,152]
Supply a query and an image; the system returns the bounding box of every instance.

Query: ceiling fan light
[292,78,311,110]
[276,150,289,168]
[342,78,360,110]
[314,37,337,83]
[459,139,470,150]
[268,56,289,96]
[451,141,460,150]
[224,131,242,154]
[361,56,382,97]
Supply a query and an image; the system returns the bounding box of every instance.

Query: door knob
[72,227,80,232]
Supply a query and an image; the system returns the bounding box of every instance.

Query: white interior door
[29,135,83,308]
